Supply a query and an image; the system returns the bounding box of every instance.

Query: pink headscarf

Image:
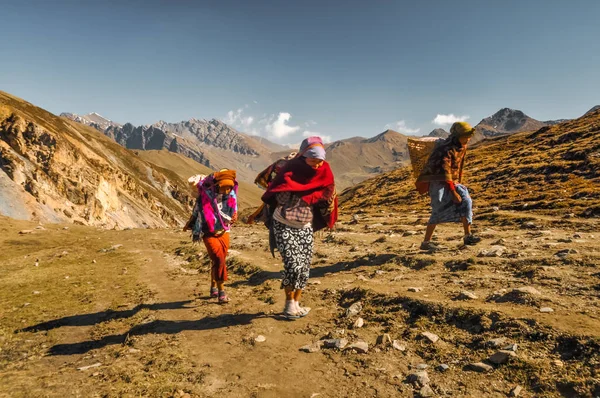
[298,136,326,160]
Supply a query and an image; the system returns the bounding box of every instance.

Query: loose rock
[406,371,430,387]
[467,362,493,373]
[323,338,348,350]
[457,291,478,300]
[478,245,505,257]
[77,363,102,371]
[488,350,516,365]
[376,333,392,346]
[437,364,449,372]
[344,341,369,354]
[353,317,364,328]
[345,302,363,318]
[254,335,266,343]
[419,385,435,397]
[540,307,554,313]
[485,337,507,348]
[421,332,439,344]
[392,340,406,351]
[509,385,523,397]
[408,287,423,292]
[503,343,518,352]
[300,341,323,353]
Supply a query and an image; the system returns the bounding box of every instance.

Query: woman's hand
[452,190,462,204]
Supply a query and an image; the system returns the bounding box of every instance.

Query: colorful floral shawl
[191,174,238,238]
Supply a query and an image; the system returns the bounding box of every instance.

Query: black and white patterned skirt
[273,219,314,290]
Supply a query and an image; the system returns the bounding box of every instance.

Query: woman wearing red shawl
[262,136,338,319]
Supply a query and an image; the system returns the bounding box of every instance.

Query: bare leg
[423,223,437,242]
[216,280,225,291]
[461,217,471,236]
[293,289,302,303]
[210,268,217,289]
[284,286,294,301]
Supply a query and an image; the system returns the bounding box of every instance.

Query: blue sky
[1,0,599,143]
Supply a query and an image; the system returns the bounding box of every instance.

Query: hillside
[341,109,599,217]
[133,149,264,210]
[324,130,410,188]
[0,91,194,228]
[64,115,275,184]
[474,108,547,139]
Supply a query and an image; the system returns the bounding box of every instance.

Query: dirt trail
[1,208,599,397]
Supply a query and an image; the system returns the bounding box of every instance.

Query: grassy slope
[341,110,600,217]
[133,149,264,210]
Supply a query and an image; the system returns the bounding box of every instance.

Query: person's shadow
[47,312,268,355]
[19,301,194,332]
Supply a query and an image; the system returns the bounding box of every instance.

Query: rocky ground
[1,200,599,397]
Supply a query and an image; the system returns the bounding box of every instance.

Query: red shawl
[262,158,338,231]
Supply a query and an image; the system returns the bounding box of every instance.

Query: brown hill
[474,108,547,139]
[324,130,410,189]
[0,90,196,228]
[133,149,263,210]
[341,108,600,218]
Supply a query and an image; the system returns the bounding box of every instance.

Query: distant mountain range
[60,104,600,190]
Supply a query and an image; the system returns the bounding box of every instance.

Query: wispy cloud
[384,120,420,135]
[225,106,254,130]
[265,112,301,138]
[432,114,470,126]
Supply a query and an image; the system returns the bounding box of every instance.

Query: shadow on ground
[19,301,194,332]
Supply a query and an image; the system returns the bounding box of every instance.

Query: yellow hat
[450,121,475,137]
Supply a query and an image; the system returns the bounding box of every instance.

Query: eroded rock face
[1,102,191,228]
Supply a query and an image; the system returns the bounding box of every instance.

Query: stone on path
[300,341,323,353]
[19,230,34,235]
[376,333,392,346]
[503,343,518,352]
[346,302,363,317]
[514,286,541,295]
[437,364,450,372]
[344,341,369,354]
[540,307,554,313]
[488,350,517,365]
[485,337,507,348]
[392,340,406,351]
[419,385,435,397]
[254,335,266,343]
[77,362,102,371]
[467,362,493,373]
[353,317,364,328]
[421,332,439,344]
[457,291,478,300]
[408,287,423,292]
[406,371,430,387]
[509,385,523,397]
[478,245,506,257]
[323,338,348,350]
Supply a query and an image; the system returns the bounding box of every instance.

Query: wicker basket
[407,137,441,179]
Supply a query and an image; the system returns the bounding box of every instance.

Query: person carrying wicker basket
[415,121,481,251]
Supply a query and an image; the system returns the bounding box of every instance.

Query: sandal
[218,291,230,304]
[296,306,311,317]
[210,287,218,298]
[282,310,301,320]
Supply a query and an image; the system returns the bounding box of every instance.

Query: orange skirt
[202,232,230,282]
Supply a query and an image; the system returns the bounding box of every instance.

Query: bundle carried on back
[246,152,296,224]
[407,137,441,179]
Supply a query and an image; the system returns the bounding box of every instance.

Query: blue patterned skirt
[428,181,473,225]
